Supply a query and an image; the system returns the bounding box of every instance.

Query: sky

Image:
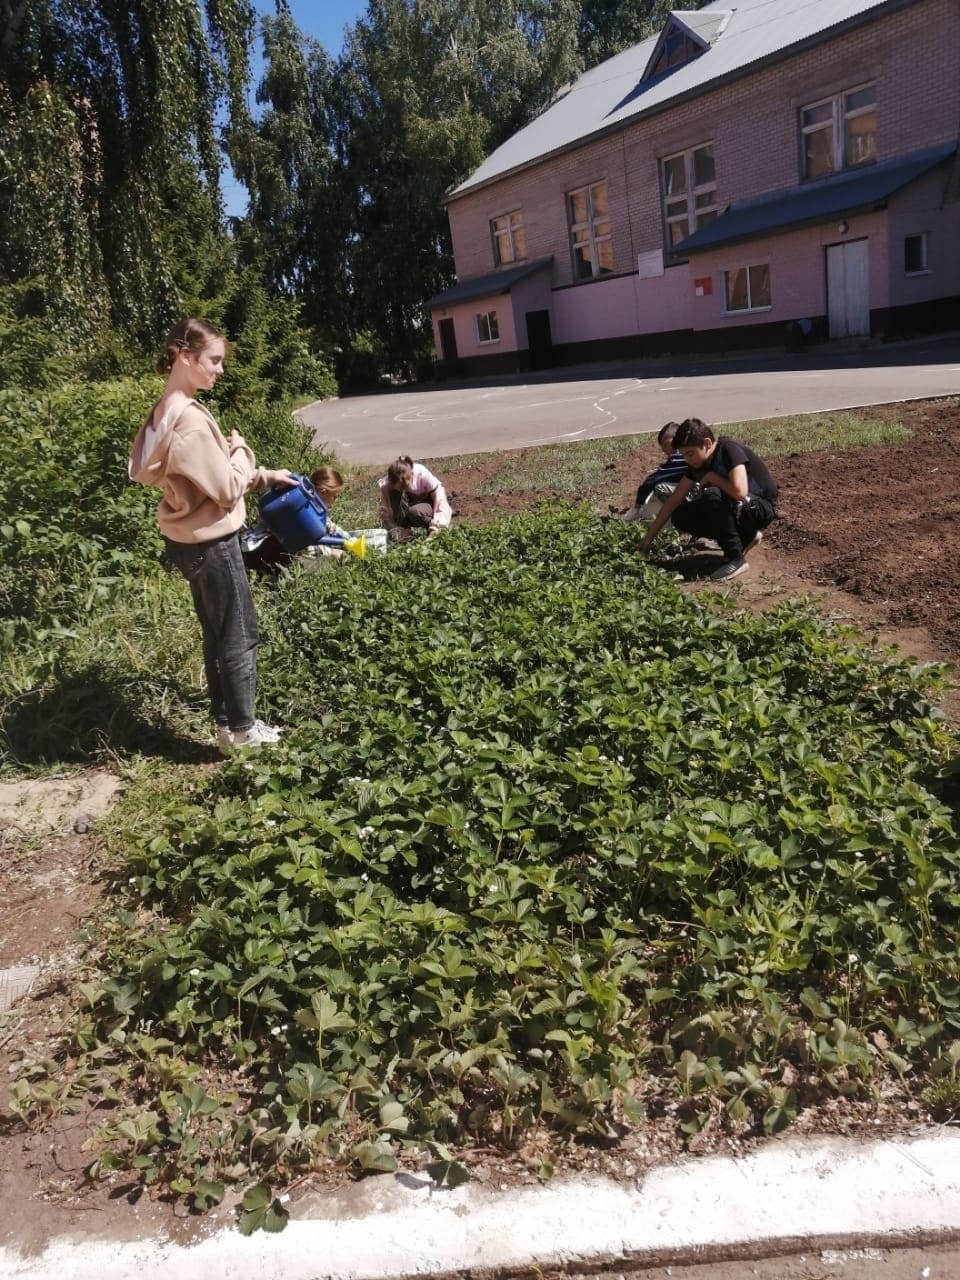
[220,0,368,216]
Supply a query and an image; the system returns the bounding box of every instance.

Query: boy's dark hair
[656,421,680,446]
[673,417,714,448]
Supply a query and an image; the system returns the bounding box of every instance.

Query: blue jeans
[164,533,258,732]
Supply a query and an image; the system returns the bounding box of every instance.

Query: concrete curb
[2,1129,959,1280]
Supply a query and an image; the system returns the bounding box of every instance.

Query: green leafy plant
[9,504,960,1221]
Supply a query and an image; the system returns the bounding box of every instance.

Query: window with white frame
[724,264,771,312]
[568,180,614,280]
[801,84,876,179]
[661,144,717,251]
[904,233,929,275]
[475,310,500,343]
[492,210,527,266]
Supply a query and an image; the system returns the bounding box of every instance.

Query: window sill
[801,157,877,184]
[723,306,773,317]
[557,269,628,289]
[904,269,931,278]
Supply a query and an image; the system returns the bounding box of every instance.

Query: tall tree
[0,0,255,350]
[230,10,353,347]
[334,0,581,374]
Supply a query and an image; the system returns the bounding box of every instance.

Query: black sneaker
[743,531,763,553]
[709,557,748,581]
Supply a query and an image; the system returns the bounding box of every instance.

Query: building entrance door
[825,239,870,338]
[438,317,458,363]
[526,310,554,370]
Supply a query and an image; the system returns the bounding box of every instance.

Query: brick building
[427,0,960,376]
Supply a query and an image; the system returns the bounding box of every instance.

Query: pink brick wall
[430,274,555,360]
[885,165,960,303]
[442,0,959,353]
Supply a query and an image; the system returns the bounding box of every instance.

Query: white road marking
[517,428,588,444]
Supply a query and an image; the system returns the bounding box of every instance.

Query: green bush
[212,276,338,408]
[0,282,86,392]
[0,378,161,628]
[334,330,389,393]
[0,377,333,634]
[222,401,332,481]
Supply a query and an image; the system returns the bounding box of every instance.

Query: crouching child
[639,417,778,581]
[621,421,689,522]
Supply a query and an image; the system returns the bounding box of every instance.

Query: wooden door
[826,239,869,338]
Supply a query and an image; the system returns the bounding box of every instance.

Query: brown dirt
[1,396,958,1255]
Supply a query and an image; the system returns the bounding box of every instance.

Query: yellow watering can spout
[343,534,367,560]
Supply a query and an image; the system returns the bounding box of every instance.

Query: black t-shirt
[686,437,778,503]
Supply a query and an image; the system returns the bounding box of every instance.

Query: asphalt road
[298,337,960,467]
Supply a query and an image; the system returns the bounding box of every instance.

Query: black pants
[671,491,777,560]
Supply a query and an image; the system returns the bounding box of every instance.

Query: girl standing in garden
[128,317,295,753]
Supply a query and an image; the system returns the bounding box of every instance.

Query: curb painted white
[2,1130,959,1279]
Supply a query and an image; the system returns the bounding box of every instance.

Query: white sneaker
[232,719,283,750]
[621,505,643,523]
[217,725,234,755]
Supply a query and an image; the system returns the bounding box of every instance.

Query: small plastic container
[354,528,388,554]
[258,475,329,552]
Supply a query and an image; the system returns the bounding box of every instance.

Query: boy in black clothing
[639,417,778,581]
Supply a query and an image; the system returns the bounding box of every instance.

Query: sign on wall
[637,249,665,279]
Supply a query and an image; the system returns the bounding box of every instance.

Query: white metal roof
[449,0,902,200]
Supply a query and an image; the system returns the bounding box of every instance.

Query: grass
[412,410,910,499]
[330,408,910,513]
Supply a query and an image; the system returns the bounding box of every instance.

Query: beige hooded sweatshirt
[128,399,270,544]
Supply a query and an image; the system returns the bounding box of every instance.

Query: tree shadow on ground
[1,666,216,766]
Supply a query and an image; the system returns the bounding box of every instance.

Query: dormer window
[641,10,732,83]
[651,27,703,77]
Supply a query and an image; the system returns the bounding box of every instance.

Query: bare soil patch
[0,396,957,1254]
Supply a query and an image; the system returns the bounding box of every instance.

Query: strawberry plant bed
[2,397,959,1248]
[434,396,960,718]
